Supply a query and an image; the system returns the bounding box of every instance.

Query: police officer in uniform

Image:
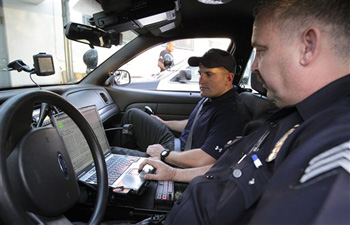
[158,42,175,71]
[248,109,349,225]
[139,0,350,224]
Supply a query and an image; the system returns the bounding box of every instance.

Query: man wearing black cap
[117,48,250,168]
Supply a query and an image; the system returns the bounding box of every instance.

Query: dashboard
[26,85,120,129]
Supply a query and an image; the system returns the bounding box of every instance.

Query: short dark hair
[254,0,350,61]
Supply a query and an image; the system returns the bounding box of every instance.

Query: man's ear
[227,73,234,85]
[300,27,320,66]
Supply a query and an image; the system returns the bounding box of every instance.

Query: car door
[107,85,201,121]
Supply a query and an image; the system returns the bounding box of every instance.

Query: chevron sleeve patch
[300,140,350,183]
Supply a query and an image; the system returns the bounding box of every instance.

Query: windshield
[0,0,138,90]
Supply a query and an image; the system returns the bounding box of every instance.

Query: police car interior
[2,0,342,224]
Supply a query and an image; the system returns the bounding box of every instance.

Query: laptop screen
[52,105,110,175]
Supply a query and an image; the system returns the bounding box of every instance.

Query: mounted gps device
[33,53,55,76]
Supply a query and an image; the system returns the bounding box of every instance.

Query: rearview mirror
[64,22,122,48]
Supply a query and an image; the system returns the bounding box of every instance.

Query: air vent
[100,92,109,104]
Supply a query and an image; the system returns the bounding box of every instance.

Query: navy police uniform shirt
[166,75,350,224]
[179,88,251,160]
[248,106,350,225]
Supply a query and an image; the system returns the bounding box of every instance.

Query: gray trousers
[116,108,175,156]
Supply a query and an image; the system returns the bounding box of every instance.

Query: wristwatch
[160,149,171,162]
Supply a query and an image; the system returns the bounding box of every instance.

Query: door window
[120,38,232,91]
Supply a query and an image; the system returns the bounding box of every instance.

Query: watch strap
[160,149,171,162]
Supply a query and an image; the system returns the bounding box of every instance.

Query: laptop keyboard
[86,155,140,185]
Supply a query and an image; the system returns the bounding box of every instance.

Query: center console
[65,179,187,223]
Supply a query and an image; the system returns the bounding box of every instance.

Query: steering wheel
[0,90,108,225]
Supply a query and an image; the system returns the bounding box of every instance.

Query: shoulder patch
[300,140,350,183]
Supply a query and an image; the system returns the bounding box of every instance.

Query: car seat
[239,71,276,135]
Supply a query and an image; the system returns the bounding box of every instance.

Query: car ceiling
[93,0,256,45]
[84,0,257,85]
[99,1,255,33]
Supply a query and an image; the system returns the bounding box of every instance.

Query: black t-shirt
[179,89,251,160]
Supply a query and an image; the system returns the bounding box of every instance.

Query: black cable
[30,72,42,90]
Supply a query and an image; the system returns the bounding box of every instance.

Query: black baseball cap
[188,48,236,73]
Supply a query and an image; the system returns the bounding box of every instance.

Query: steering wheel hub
[7,127,79,216]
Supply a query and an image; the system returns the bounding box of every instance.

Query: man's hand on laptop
[138,158,176,181]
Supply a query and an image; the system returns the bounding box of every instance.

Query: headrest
[251,71,267,96]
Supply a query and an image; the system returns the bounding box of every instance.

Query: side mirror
[64,22,122,48]
[114,70,131,86]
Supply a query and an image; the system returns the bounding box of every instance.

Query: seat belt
[184,98,207,150]
[174,138,181,151]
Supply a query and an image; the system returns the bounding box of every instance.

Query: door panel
[106,86,201,121]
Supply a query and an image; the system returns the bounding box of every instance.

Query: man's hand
[139,158,177,181]
[146,144,165,159]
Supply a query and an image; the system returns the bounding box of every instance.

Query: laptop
[52,105,152,193]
